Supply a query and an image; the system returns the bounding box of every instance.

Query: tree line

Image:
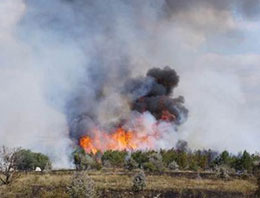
[73,141,260,175]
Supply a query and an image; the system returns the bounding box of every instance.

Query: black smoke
[68,66,188,142]
[125,66,188,125]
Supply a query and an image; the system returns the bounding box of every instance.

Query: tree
[14,149,51,171]
[101,150,127,167]
[231,151,254,173]
[161,149,177,166]
[239,151,253,172]
[214,151,233,167]
[0,146,21,185]
[176,151,188,169]
[73,149,98,170]
[132,151,149,167]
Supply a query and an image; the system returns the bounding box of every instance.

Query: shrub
[67,171,97,198]
[218,167,230,179]
[124,157,138,171]
[102,160,112,168]
[132,170,146,192]
[149,153,164,172]
[143,162,156,172]
[189,160,199,171]
[168,160,179,170]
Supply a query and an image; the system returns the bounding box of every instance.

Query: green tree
[161,149,177,166]
[14,149,51,171]
[131,151,149,167]
[232,150,253,172]
[101,150,127,167]
[73,148,99,170]
[176,151,188,169]
[214,151,233,167]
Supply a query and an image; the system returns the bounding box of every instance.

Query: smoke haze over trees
[0,0,260,167]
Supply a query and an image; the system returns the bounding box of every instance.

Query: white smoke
[0,0,260,169]
[0,0,74,168]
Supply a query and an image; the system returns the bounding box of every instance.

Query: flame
[161,110,176,122]
[79,127,157,154]
[79,136,98,154]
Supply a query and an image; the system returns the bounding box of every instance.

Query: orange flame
[79,136,98,154]
[79,126,157,154]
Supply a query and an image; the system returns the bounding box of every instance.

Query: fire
[79,136,97,154]
[79,127,157,154]
[161,110,176,122]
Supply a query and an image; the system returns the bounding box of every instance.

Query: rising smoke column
[68,66,188,152]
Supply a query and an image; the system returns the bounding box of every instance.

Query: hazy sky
[0,0,260,167]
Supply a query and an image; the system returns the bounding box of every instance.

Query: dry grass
[0,170,257,198]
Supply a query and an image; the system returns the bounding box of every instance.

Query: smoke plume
[1,0,260,167]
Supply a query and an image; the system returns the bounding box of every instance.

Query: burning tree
[0,146,21,185]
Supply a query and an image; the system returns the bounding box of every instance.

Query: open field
[0,169,257,198]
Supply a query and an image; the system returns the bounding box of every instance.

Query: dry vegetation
[0,170,257,198]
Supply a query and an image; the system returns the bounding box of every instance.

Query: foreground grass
[0,170,257,198]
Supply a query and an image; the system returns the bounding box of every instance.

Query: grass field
[0,169,257,198]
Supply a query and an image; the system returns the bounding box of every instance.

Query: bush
[14,149,51,171]
[67,171,97,198]
[148,153,164,172]
[218,167,230,179]
[132,170,146,192]
[168,160,179,170]
[124,157,138,171]
[143,162,156,172]
[189,160,199,171]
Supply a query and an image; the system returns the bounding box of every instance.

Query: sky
[0,0,259,167]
